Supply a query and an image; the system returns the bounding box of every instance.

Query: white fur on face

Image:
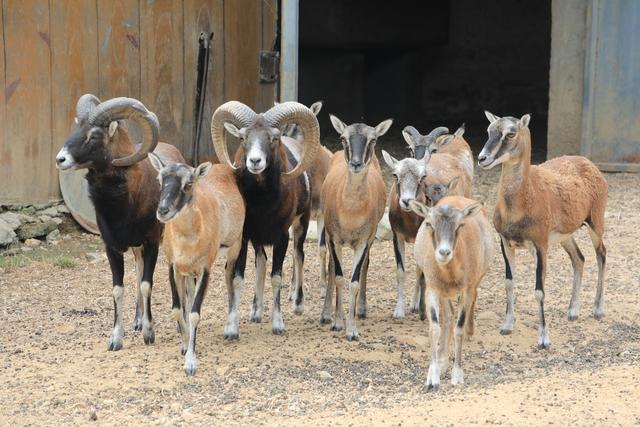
[55,147,76,170]
[394,158,426,210]
[245,139,267,173]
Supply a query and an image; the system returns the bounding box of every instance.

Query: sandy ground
[1,168,639,426]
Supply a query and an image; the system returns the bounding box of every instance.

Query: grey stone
[46,229,61,243]
[19,206,37,215]
[52,218,63,225]
[56,205,70,214]
[16,221,57,240]
[32,202,54,210]
[0,212,21,230]
[17,214,39,224]
[38,215,53,222]
[0,219,17,246]
[39,207,60,217]
[24,238,42,247]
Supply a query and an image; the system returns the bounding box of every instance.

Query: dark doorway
[298,0,551,162]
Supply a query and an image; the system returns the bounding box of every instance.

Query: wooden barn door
[0,0,279,203]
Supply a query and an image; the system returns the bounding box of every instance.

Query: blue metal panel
[582,0,640,171]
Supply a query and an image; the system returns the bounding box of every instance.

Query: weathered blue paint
[582,0,640,171]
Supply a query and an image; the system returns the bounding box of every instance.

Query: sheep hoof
[224,332,239,341]
[330,324,343,332]
[537,343,550,350]
[409,306,419,314]
[357,312,367,320]
[293,304,304,315]
[426,383,439,392]
[184,362,197,376]
[346,332,359,341]
[499,328,512,335]
[272,327,285,336]
[319,316,332,325]
[593,309,604,320]
[568,314,579,321]
[132,317,143,331]
[108,337,123,352]
[143,329,155,345]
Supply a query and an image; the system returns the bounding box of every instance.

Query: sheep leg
[106,247,125,351]
[291,213,310,315]
[392,233,406,320]
[410,268,422,314]
[250,243,267,323]
[417,270,427,321]
[561,237,584,321]
[140,243,158,345]
[318,216,327,299]
[426,288,442,391]
[356,244,370,319]
[320,234,335,325]
[169,265,189,354]
[585,220,606,319]
[499,237,517,335]
[184,268,209,376]
[533,245,550,349]
[131,246,144,331]
[270,232,289,335]
[452,291,474,386]
[224,241,243,340]
[438,300,453,373]
[346,242,368,341]
[329,240,345,331]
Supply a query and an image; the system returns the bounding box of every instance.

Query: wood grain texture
[224,0,261,107]
[140,0,184,153]
[259,0,278,112]
[97,0,140,100]
[183,0,223,164]
[0,0,6,185]
[1,0,53,202]
[50,0,99,198]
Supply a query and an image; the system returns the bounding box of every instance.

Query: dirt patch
[0,170,639,426]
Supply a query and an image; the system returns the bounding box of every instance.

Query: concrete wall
[547,0,589,158]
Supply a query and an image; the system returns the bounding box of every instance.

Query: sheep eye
[506,132,516,139]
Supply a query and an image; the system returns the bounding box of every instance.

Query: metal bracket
[259,50,280,83]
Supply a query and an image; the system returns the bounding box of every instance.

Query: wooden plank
[140,0,184,153]
[183,0,224,164]
[258,0,278,112]
[50,0,99,199]
[1,0,52,203]
[97,0,140,100]
[224,0,261,108]
[0,0,6,200]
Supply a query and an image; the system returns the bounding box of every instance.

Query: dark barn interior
[298,0,551,161]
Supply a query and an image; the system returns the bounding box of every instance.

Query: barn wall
[0,0,277,204]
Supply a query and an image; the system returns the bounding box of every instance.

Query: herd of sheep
[54,95,608,389]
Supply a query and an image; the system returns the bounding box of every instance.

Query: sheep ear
[408,199,430,219]
[445,175,460,191]
[519,114,531,129]
[224,122,241,138]
[484,111,500,124]
[194,162,212,180]
[108,121,119,138]
[462,202,482,218]
[374,119,393,137]
[381,150,398,169]
[309,101,323,116]
[148,152,165,172]
[454,123,465,138]
[402,126,418,147]
[329,114,347,135]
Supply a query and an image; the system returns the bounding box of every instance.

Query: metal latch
[259,51,279,83]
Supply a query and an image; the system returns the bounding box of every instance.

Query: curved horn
[89,97,160,167]
[264,102,320,181]
[210,101,258,170]
[76,94,101,121]
[426,126,450,144]
[402,125,421,146]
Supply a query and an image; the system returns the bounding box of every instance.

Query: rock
[16,221,57,240]
[19,206,37,215]
[24,238,42,247]
[52,217,63,225]
[0,220,17,246]
[38,215,53,222]
[375,211,393,241]
[32,202,53,210]
[46,229,61,243]
[317,370,333,380]
[56,204,70,214]
[85,252,106,263]
[21,246,34,253]
[1,248,21,256]
[17,214,39,224]
[39,206,60,216]
[0,212,21,230]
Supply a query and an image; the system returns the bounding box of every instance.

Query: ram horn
[210,101,258,170]
[264,101,320,181]
[89,97,160,167]
[76,94,101,122]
